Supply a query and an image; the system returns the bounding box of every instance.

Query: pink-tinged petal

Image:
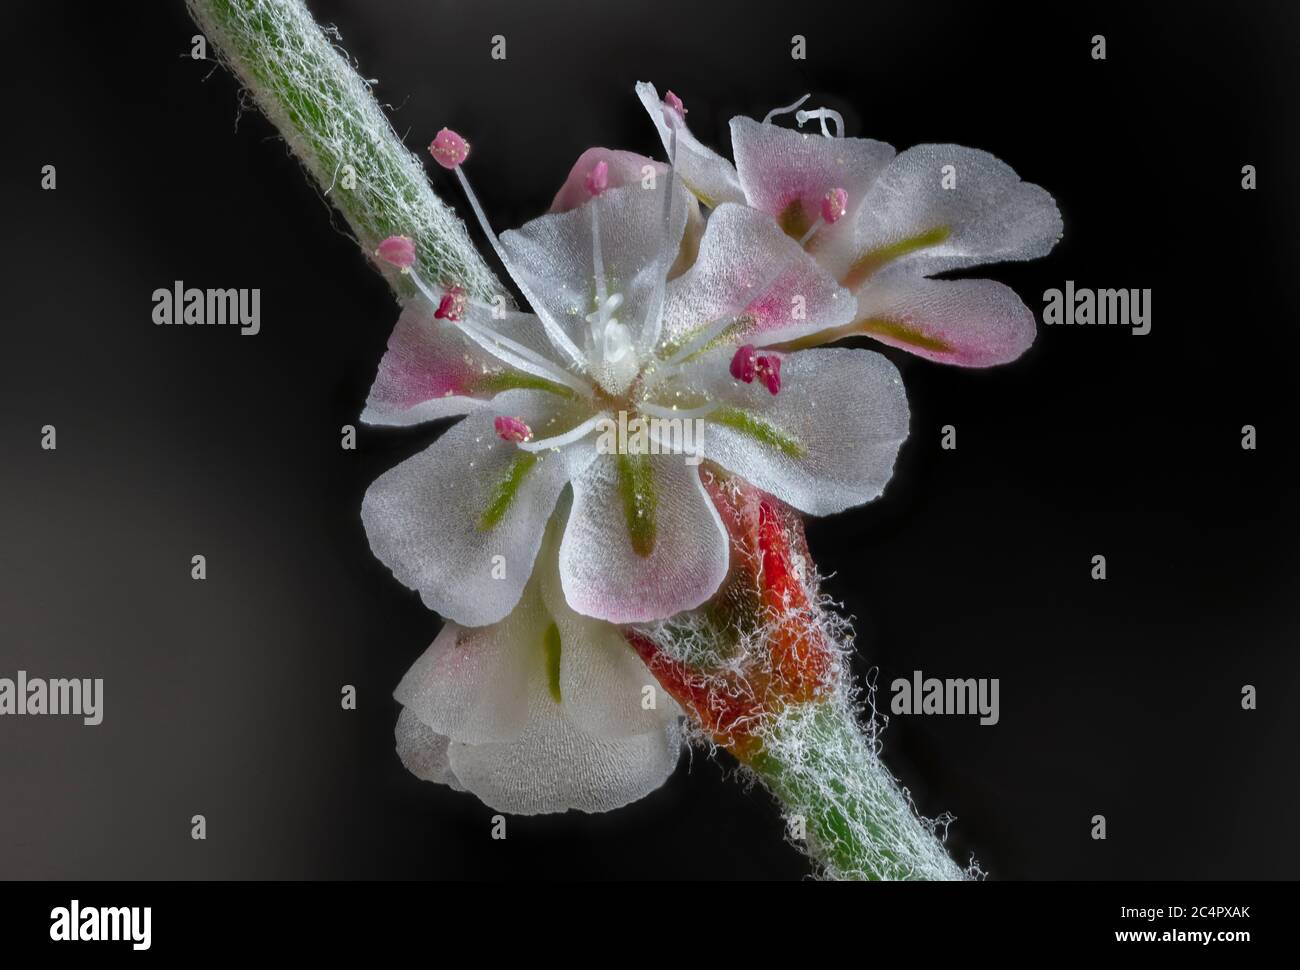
[559,453,728,624]
[850,275,1037,367]
[664,90,686,115]
[846,144,1062,285]
[636,81,745,208]
[660,203,855,351]
[361,390,593,627]
[429,127,470,169]
[361,300,566,427]
[548,147,667,213]
[375,234,416,269]
[730,115,894,265]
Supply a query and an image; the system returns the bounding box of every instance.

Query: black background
[2,0,1297,880]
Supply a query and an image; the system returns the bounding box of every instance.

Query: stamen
[428,128,471,169]
[516,413,607,453]
[756,354,782,395]
[434,130,589,371]
[664,91,687,116]
[402,266,592,396]
[797,217,824,247]
[585,160,609,197]
[730,344,757,383]
[494,416,533,443]
[798,187,848,246]
[641,401,717,421]
[375,234,416,269]
[763,94,811,125]
[821,187,849,224]
[639,124,679,357]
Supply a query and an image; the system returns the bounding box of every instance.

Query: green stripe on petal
[473,371,576,399]
[477,451,539,531]
[858,318,953,354]
[543,622,562,703]
[842,226,951,289]
[616,452,658,557]
[709,407,805,459]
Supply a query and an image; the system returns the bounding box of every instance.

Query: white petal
[560,452,729,624]
[687,347,909,515]
[660,203,856,352]
[393,588,546,745]
[361,390,592,626]
[636,81,746,208]
[394,708,465,791]
[538,552,683,739]
[850,144,1062,281]
[446,675,682,815]
[499,180,688,358]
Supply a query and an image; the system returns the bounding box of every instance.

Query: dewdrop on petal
[375,234,416,270]
[429,127,471,169]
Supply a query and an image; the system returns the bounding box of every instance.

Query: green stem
[747,701,968,880]
[187,0,504,302]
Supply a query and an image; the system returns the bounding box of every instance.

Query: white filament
[454,167,588,371]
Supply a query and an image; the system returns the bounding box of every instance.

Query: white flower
[361,133,909,628]
[636,82,1063,367]
[395,513,683,815]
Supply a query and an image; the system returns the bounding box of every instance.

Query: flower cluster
[364,83,1059,814]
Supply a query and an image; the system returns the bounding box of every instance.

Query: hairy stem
[187,0,504,302]
[748,701,968,880]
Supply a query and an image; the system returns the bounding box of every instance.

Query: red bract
[628,472,839,760]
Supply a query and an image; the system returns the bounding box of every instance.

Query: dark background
[2,0,1297,879]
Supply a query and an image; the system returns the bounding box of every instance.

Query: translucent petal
[500,179,689,358]
[560,452,729,623]
[659,203,856,352]
[682,347,909,515]
[849,144,1062,283]
[853,274,1037,367]
[635,81,746,208]
[362,300,569,426]
[360,390,593,626]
